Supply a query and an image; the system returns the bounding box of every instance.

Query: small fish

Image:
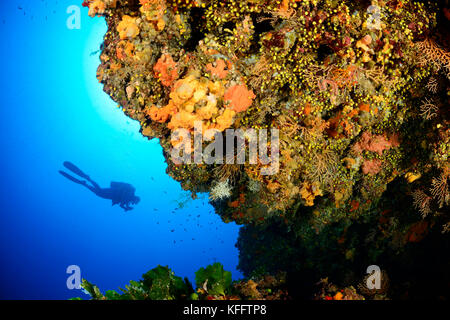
[90,50,100,56]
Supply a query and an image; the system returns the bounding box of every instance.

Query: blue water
[0,0,241,299]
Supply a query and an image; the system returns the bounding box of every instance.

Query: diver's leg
[84,178,111,198]
[59,171,87,185]
[85,185,113,201]
[60,170,105,198]
[63,162,90,180]
[86,178,101,190]
[83,184,99,195]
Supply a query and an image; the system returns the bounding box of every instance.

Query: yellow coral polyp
[117,15,140,40]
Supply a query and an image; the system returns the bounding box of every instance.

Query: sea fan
[430,174,449,208]
[210,179,232,201]
[412,189,432,218]
[419,98,438,120]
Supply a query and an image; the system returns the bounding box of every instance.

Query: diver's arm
[120,202,133,211]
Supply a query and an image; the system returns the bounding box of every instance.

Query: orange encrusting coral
[116,41,135,60]
[224,83,256,113]
[362,159,383,175]
[153,54,179,87]
[206,59,230,79]
[354,132,400,156]
[145,104,177,123]
[405,221,430,243]
[349,200,360,212]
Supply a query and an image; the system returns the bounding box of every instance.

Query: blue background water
[0,0,241,299]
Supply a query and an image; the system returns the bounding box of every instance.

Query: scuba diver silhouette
[59,161,140,211]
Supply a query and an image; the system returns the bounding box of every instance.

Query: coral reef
[73,263,289,301]
[82,0,450,299]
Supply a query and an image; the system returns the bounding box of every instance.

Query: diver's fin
[63,161,90,179]
[59,170,86,185]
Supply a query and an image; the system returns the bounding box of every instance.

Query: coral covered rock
[83,0,450,300]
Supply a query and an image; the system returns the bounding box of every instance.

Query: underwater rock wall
[82,0,449,299]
